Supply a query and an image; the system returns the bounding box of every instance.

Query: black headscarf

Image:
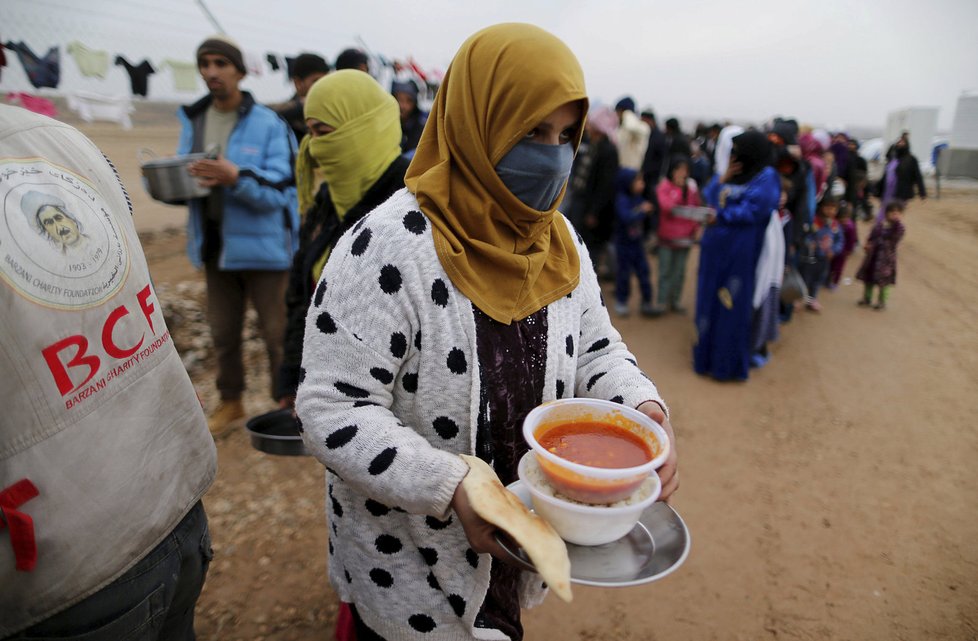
[729,131,771,185]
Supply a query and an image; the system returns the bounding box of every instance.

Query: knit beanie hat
[615,96,636,112]
[197,35,246,75]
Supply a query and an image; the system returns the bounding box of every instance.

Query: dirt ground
[69,110,978,640]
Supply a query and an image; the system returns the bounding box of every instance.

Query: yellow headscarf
[296,70,402,217]
[404,23,588,325]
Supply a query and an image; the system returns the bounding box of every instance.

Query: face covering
[495,139,575,211]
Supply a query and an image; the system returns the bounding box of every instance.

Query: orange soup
[537,420,652,469]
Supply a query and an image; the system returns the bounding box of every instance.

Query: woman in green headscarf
[277,69,411,407]
[297,25,679,640]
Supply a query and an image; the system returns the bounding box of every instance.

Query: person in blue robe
[694,130,781,381]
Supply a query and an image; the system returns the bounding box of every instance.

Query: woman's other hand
[451,476,522,565]
[637,401,679,501]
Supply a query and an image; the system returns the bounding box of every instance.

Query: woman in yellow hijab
[277,69,410,407]
[297,24,678,640]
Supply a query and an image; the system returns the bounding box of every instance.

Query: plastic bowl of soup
[517,451,661,545]
[522,398,669,505]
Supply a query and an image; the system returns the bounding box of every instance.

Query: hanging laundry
[66,41,109,79]
[244,50,263,76]
[114,56,155,97]
[407,57,428,83]
[66,91,134,130]
[5,41,60,89]
[266,53,280,71]
[6,92,58,118]
[161,59,198,92]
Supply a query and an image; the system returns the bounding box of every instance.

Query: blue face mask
[495,139,575,211]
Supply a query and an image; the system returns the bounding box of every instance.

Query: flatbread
[460,454,572,602]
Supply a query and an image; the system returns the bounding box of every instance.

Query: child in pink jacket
[655,157,703,313]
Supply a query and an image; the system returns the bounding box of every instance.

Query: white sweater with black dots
[296,188,666,641]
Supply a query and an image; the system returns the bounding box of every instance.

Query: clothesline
[1,38,443,99]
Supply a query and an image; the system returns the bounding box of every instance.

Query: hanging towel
[244,49,263,76]
[161,59,198,92]
[66,41,109,79]
[7,41,60,89]
[6,92,58,118]
[66,91,134,129]
[114,56,155,96]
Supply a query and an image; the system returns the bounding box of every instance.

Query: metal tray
[245,409,308,457]
[496,480,690,587]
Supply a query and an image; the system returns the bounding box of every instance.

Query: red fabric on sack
[0,478,40,572]
[335,602,356,641]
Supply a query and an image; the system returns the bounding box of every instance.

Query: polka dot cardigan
[296,189,666,640]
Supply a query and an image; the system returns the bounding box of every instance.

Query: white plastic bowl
[522,398,669,504]
[517,452,661,546]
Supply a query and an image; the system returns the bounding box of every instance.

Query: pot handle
[136,147,157,166]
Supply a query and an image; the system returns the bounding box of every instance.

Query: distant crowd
[561,99,923,380]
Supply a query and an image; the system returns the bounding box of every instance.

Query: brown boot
[208,399,245,439]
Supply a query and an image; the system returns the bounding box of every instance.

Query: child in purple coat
[857,200,906,310]
[828,204,858,289]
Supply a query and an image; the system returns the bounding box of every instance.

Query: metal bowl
[245,409,308,456]
[138,148,211,204]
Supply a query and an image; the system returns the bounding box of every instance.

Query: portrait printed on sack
[0,159,130,309]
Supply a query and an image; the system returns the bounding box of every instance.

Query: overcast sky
[9,0,978,131]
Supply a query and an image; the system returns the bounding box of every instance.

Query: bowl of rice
[517,451,661,546]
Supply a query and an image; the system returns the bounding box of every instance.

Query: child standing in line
[857,200,906,310]
[655,156,703,314]
[613,168,655,316]
[798,196,844,312]
[828,202,858,289]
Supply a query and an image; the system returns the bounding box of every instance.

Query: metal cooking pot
[245,409,308,457]
[138,148,211,204]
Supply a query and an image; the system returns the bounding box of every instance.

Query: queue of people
[565,107,916,383]
[4,22,921,641]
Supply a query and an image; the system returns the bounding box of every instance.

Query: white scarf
[753,210,786,309]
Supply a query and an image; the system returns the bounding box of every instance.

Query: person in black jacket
[640,109,668,187]
[877,137,926,204]
[664,117,691,157]
[576,106,620,277]
[278,70,409,407]
[392,78,428,157]
[845,137,871,220]
[271,53,330,144]
[640,109,668,237]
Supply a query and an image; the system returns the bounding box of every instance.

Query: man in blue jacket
[179,36,299,437]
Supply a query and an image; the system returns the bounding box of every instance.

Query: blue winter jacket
[177,92,299,270]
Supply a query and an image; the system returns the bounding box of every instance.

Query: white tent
[943,91,978,179]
